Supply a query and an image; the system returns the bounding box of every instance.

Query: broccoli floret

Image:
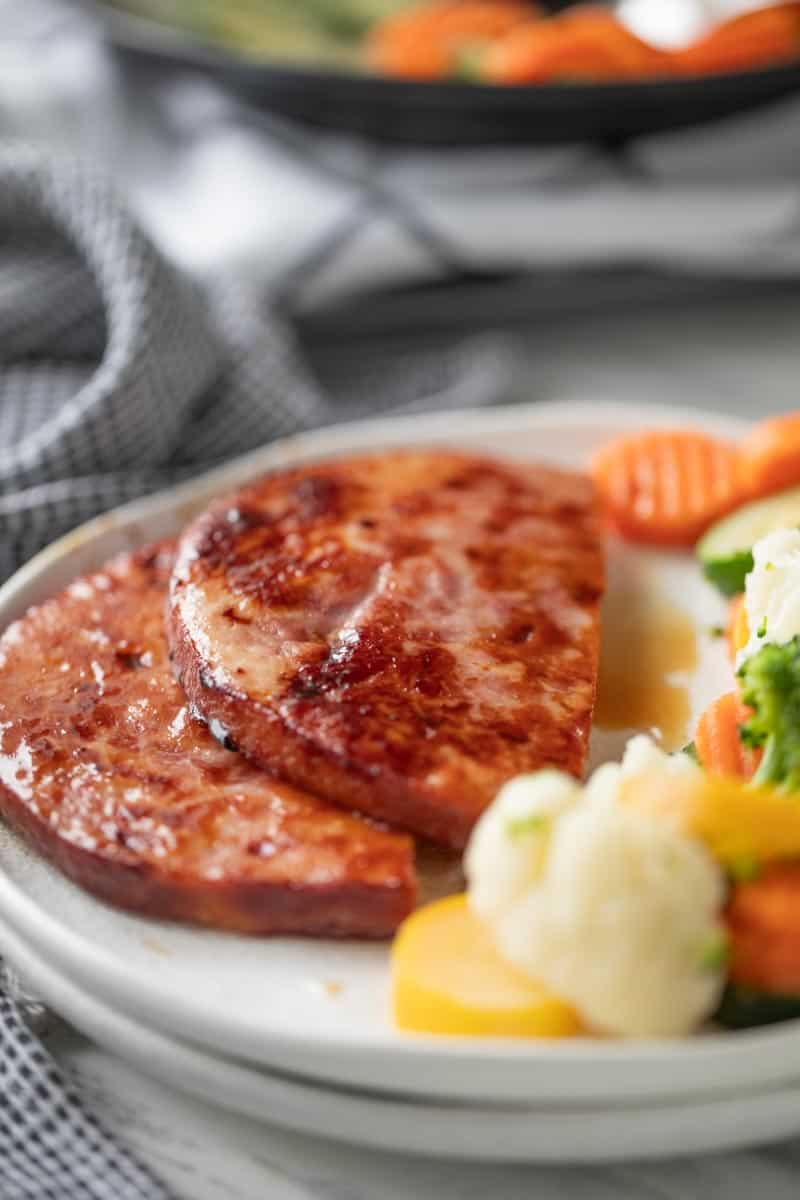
[738,637,800,792]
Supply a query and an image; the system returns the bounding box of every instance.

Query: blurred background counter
[3,0,800,420]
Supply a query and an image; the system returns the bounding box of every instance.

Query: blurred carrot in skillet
[739,413,800,500]
[485,8,668,84]
[559,6,671,75]
[484,23,614,83]
[695,691,761,780]
[589,429,744,546]
[671,4,800,76]
[368,0,800,83]
[726,862,800,995]
[367,0,536,80]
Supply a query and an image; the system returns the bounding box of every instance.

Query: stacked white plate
[3,401,800,1164]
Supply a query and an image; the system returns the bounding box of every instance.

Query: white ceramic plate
[5,914,800,1163]
[2,400,798,1107]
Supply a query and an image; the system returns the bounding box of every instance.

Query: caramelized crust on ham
[0,545,415,936]
[169,452,605,849]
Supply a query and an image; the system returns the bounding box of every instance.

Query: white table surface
[46,1022,800,1200]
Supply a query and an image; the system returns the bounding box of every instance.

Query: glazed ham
[169,451,605,849]
[0,544,415,936]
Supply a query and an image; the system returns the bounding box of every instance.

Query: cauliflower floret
[739,528,800,666]
[466,739,726,1038]
[621,734,699,779]
[466,770,580,925]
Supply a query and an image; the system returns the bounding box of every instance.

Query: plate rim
[6,915,800,1162]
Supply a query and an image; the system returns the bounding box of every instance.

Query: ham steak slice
[169,451,605,849]
[0,544,415,936]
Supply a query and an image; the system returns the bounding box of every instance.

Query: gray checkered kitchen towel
[0,144,510,583]
[1,978,176,1200]
[0,143,326,581]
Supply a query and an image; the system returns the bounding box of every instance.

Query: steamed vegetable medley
[391,410,800,1040]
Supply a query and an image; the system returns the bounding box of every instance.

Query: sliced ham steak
[0,544,415,936]
[169,452,605,849]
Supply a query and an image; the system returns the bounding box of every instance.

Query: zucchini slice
[697,485,800,596]
[716,984,800,1030]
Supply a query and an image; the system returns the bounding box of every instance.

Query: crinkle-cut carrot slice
[590,429,744,546]
[739,412,800,500]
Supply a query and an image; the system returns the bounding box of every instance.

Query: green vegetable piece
[729,855,761,883]
[451,43,487,81]
[701,553,754,598]
[505,813,548,839]
[697,484,800,598]
[680,742,699,764]
[698,931,729,971]
[716,984,800,1029]
[738,637,800,792]
[757,616,768,639]
[709,625,725,639]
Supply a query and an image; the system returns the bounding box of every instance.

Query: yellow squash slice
[390,894,580,1037]
[622,770,800,871]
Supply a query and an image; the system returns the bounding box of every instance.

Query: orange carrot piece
[589,429,744,546]
[367,0,536,79]
[485,9,668,84]
[726,594,749,663]
[374,0,800,84]
[739,413,800,500]
[559,6,671,75]
[695,691,761,780]
[726,862,800,995]
[672,5,800,76]
[485,24,618,83]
